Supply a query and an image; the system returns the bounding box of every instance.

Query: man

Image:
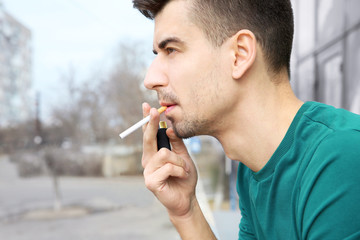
[133,0,360,239]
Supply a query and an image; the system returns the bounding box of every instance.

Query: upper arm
[238,205,257,240]
[299,130,360,239]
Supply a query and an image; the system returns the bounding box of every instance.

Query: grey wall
[292,0,360,114]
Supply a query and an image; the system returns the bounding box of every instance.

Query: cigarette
[119,106,167,139]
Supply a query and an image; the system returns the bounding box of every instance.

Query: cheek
[172,51,224,108]
[169,61,200,99]
[185,67,221,118]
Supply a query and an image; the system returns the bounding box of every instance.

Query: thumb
[166,128,189,155]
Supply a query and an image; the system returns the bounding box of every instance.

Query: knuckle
[158,148,170,159]
[142,166,149,176]
[144,178,153,190]
[164,162,175,172]
[143,171,154,190]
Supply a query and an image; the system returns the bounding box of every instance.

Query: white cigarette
[119,106,167,139]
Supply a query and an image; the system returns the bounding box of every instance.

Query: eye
[166,48,176,55]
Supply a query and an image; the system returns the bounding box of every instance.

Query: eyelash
[165,48,176,55]
[153,48,177,56]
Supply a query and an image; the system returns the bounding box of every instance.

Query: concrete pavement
[0,156,179,240]
[0,155,239,239]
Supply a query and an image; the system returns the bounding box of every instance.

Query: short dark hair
[133,0,294,76]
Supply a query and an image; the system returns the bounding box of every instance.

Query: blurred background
[291,0,360,114]
[0,0,359,240]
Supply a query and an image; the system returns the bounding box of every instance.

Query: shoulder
[303,102,360,131]
[301,129,360,190]
[312,129,360,168]
[297,102,360,180]
[299,129,360,239]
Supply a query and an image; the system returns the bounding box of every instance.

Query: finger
[144,148,190,174]
[142,102,151,118]
[142,102,151,132]
[166,128,188,155]
[144,163,189,191]
[142,108,160,166]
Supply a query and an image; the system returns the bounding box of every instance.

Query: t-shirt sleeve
[238,205,257,240]
[299,130,360,240]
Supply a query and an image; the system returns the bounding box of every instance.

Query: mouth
[160,102,177,115]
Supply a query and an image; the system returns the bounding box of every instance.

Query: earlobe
[231,30,256,79]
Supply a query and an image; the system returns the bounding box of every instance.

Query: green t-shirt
[237,101,360,240]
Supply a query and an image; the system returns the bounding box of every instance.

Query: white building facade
[0,3,32,126]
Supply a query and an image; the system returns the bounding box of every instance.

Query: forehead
[153,0,200,46]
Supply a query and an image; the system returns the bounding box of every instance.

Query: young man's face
[144,0,235,138]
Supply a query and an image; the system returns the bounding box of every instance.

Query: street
[0,156,178,240]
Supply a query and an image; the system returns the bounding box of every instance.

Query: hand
[142,103,198,217]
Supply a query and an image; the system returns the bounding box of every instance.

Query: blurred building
[292,0,360,114]
[0,2,32,126]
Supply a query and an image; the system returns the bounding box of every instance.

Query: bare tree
[49,41,156,147]
[50,66,112,146]
[102,41,157,145]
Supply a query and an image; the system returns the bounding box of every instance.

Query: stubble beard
[168,114,206,139]
[167,104,215,139]
[158,91,210,139]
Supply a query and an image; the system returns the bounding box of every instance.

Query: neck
[214,76,303,172]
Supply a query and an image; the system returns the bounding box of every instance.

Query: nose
[144,56,168,90]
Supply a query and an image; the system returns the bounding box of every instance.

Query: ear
[230,29,257,79]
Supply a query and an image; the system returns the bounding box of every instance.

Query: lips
[165,105,176,114]
[160,102,177,114]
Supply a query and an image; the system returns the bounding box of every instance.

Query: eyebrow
[153,37,184,55]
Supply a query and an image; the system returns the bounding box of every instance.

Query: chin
[172,122,198,139]
[173,128,196,139]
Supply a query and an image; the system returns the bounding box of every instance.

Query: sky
[1,0,154,119]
